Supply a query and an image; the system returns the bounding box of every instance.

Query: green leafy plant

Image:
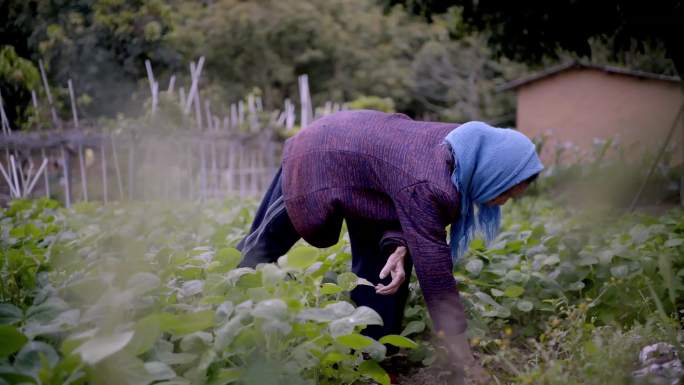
[1,196,682,384]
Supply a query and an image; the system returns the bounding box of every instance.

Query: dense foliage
[385,0,683,77]
[1,197,682,384]
[1,0,180,121]
[0,0,521,129]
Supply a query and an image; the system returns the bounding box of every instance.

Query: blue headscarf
[444,121,544,261]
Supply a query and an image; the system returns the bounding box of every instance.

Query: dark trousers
[236,167,411,340]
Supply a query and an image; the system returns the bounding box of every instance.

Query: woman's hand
[375,246,407,295]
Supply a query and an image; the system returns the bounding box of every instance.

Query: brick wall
[515,68,684,164]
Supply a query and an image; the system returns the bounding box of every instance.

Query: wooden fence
[0,57,346,206]
[0,129,284,206]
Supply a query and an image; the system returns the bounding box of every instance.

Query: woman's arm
[393,182,490,383]
[393,182,467,336]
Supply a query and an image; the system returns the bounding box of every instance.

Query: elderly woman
[236,109,543,383]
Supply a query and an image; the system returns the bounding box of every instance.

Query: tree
[384,0,684,77]
[171,0,436,113]
[411,33,522,124]
[1,0,520,126]
[172,0,516,120]
[0,0,182,122]
[0,46,40,129]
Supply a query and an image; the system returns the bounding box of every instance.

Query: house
[500,61,683,163]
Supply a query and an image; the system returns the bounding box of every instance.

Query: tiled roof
[497,60,681,91]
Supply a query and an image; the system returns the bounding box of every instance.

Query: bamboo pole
[298,74,312,129]
[23,151,36,192]
[238,101,245,127]
[10,155,21,197]
[24,158,48,197]
[60,146,71,208]
[41,148,50,198]
[68,79,88,202]
[230,104,238,129]
[285,99,295,131]
[247,94,257,132]
[31,90,38,110]
[101,129,108,204]
[0,159,19,198]
[31,90,51,198]
[78,143,88,202]
[30,89,40,131]
[145,60,159,115]
[16,153,26,192]
[184,57,205,114]
[68,79,79,128]
[110,135,125,201]
[167,74,176,94]
[193,82,203,130]
[0,163,16,198]
[127,133,135,200]
[18,153,31,193]
[39,60,60,129]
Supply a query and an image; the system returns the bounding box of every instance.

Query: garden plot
[1,198,682,385]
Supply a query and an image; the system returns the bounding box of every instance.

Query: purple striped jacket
[282,109,467,336]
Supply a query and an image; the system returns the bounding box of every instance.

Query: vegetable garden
[1,194,682,385]
[2,0,682,383]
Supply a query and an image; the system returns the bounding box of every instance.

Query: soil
[382,354,480,385]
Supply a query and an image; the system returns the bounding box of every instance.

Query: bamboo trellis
[0,58,347,206]
[0,128,284,206]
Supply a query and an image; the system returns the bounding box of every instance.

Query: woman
[236,109,543,383]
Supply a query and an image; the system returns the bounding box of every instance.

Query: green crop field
[1,197,682,385]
